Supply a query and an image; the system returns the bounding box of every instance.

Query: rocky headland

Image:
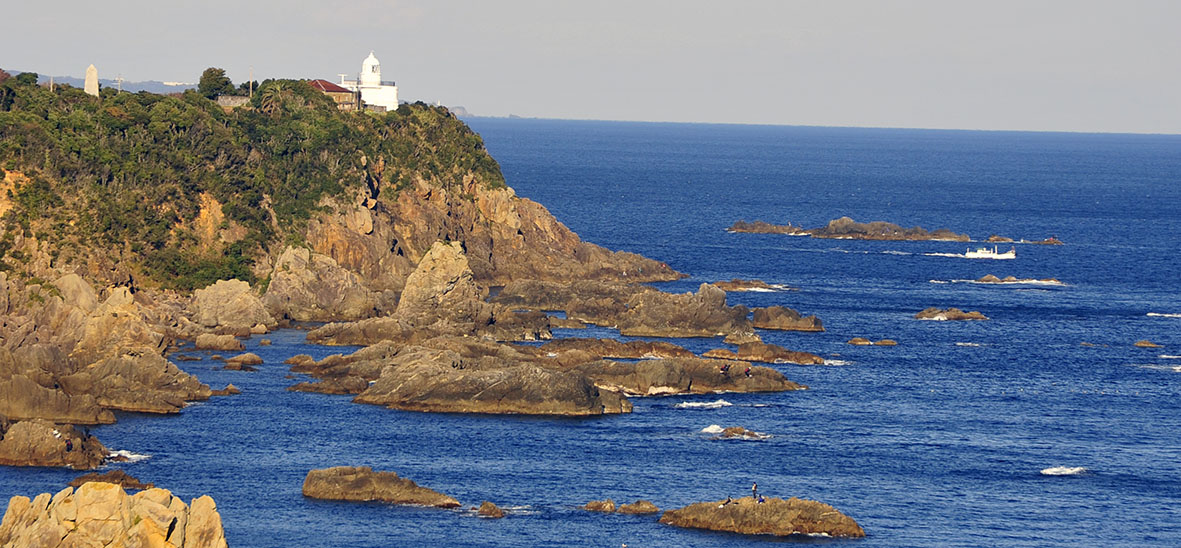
[658,496,865,538]
[0,482,227,548]
[302,466,460,508]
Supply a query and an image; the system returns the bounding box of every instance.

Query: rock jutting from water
[0,482,227,548]
[914,307,989,321]
[658,496,865,538]
[728,216,969,241]
[0,419,107,469]
[301,466,460,508]
[69,469,154,490]
[477,501,505,518]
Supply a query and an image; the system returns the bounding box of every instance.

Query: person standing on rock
[751,482,757,499]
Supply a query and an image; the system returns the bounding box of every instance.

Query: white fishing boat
[963,246,1016,259]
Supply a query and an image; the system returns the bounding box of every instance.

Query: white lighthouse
[339,51,399,111]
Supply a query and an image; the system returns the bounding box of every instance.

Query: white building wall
[360,85,398,111]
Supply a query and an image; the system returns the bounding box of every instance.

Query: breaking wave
[1159,355,1181,360]
[1040,466,1088,476]
[1147,312,1181,318]
[700,425,725,434]
[675,399,732,409]
[108,450,151,463]
[822,359,853,366]
[955,342,982,347]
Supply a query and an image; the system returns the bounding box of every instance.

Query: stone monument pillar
[84,64,99,96]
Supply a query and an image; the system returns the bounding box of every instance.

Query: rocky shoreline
[729,216,1061,244]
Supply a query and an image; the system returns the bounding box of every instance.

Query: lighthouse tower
[340,51,399,111]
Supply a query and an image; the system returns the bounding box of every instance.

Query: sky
[3,0,1179,134]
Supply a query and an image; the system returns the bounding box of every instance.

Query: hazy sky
[4,0,1179,133]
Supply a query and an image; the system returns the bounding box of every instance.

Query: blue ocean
[4,120,1181,547]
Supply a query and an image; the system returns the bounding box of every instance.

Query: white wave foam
[675,399,733,409]
[822,359,852,366]
[701,424,725,434]
[1147,312,1181,318]
[108,450,151,463]
[1160,355,1181,360]
[929,279,950,284]
[955,342,982,347]
[881,250,911,256]
[924,252,963,258]
[1040,466,1088,476]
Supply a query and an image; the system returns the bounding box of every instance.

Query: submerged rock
[1134,340,1163,348]
[847,337,873,346]
[0,482,227,548]
[574,357,805,396]
[659,496,865,538]
[302,466,460,508]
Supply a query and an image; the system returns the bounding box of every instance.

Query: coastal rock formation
[393,241,491,330]
[987,235,1014,243]
[713,279,794,292]
[225,352,263,367]
[356,358,631,415]
[0,482,227,548]
[263,246,393,322]
[659,496,865,538]
[727,220,807,235]
[848,337,897,346]
[0,375,114,425]
[617,283,750,337]
[1031,236,1064,245]
[915,307,989,321]
[573,358,805,395]
[750,306,823,332]
[211,384,241,396]
[537,338,695,360]
[1134,340,1163,348]
[703,342,824,365]
[583,499,616,512]
[59,353,210,414]
[191,279,276,331]
[302,466,460,508]
[618,500,660,514]
[977,274,1063,284]
[729,216,968,241]
[194,333,244,351]
[723,332,762,345]
[0,419,107,469]
[477,501,505,518]
[69,470,154,491]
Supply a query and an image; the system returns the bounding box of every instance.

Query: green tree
[197,68,234,99]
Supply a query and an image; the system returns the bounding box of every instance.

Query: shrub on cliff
[0,75,505,290]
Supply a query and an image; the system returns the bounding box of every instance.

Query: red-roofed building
[308,79,360,111]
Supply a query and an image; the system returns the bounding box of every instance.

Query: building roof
[308,79,352,94]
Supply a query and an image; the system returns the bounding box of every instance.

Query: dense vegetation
[0,70,504,290]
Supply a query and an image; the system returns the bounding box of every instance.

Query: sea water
[3,121,1180,547]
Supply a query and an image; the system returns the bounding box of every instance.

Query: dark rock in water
[915,307,989,321]
[221,363,258,372]
[302,466,460,508]
[174,354,202,361]
[750,306,823,332]
[617,283,750,337]
[477,501,505,518]
[712,279,794,292]
[1030,236,1064,245]
[259,339,272,346]
[618,500,660,514]
[69,469,153,490]
[847,337,873,346]
[723,332,762,345]
[583,499,616,512]
[1134,340,1163,348]
[987,235,1015,243]
[573,357,805,396]
[0,419,107,469]
[875,339,898,346]
[659,496,865,538]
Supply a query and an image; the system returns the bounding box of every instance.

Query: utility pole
[115,75,124,92]
[249,66,254,98]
